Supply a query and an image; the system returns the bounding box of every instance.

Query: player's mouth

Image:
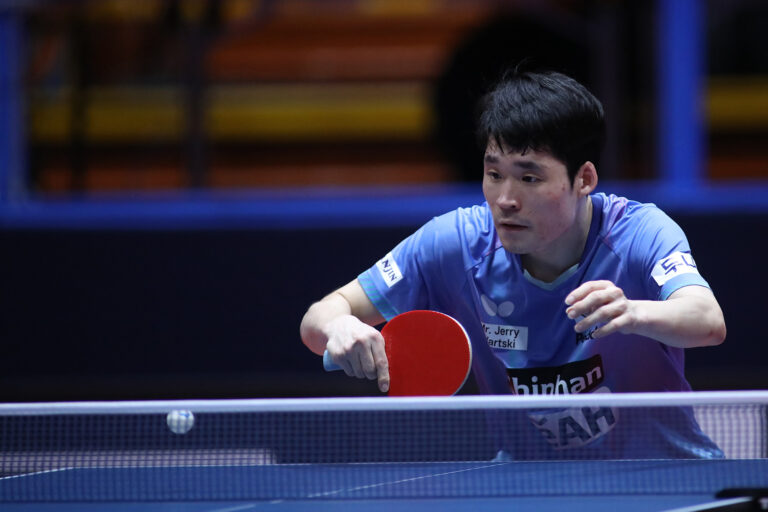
[497,221,528,232]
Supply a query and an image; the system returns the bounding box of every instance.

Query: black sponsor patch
[506,354,605,395]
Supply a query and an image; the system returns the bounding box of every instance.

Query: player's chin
[497,236,530,255]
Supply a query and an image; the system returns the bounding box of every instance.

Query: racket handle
[323,350,342,371]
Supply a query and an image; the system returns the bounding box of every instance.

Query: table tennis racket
[322,310,472,396]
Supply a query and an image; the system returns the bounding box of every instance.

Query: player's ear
[575,161,598,196]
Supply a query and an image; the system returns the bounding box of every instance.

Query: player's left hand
[564,280,638,338]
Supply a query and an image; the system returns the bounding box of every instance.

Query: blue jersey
[359,193,722,459]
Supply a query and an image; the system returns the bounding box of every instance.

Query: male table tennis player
[300,69,726,459]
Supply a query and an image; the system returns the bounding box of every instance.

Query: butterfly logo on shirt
[480,294,515,318]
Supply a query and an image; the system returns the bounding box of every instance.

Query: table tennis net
[1,392,767,502]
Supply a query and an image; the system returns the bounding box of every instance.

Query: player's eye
[485,170,502,181]
[522,175,541,183]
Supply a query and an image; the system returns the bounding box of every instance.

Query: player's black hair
[476,69,606,183]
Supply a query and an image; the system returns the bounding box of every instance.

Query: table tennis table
[1,393,767,511]
[2,457,767,511]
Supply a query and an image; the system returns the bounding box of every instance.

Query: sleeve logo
[376,252,403,288]
[651,251,700,286]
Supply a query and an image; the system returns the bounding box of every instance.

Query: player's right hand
[323,315,390,392]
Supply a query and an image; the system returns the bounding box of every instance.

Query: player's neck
[521,197,593,283]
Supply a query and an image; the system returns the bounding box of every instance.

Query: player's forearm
[631,295,726,348]
[300,293,353,355]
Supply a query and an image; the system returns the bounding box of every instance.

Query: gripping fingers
[353,330,385,380]
[323,316,389,391]
[328,327,385,381]
[345,345,371,379]
[354,343,378,380]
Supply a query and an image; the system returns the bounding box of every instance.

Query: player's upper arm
[666,284,721,311]
[334,279,386,327]
[666,284,715,301]
[627,207,704,300]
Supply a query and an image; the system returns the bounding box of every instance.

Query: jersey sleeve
[357,210,472,321]
[627,206,710,301]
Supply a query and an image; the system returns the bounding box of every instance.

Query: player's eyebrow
[513,160,543,171]
[484,153,546,172]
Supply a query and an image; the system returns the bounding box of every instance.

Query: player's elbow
[687,292,726,347]
[698,309,726,347]
[299,302,327,355]
[707,317,726,347]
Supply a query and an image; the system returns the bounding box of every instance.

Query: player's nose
[496,183,521,210]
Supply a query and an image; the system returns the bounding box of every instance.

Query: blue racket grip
[323,350,342,371]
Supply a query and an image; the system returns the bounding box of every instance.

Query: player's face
[482,143,588,260]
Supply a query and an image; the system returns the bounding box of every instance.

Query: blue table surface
[1,459,766,512]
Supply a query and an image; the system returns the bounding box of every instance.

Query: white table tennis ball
[166,410,195,434]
